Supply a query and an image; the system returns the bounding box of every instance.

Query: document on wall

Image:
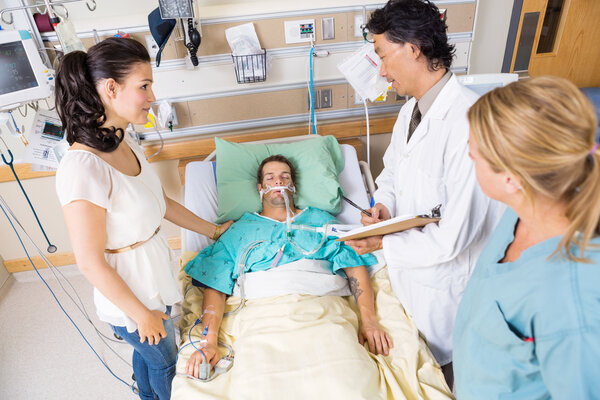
[335,214,440,241]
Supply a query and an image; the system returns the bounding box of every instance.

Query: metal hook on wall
[86,0,97,12]
[1,10,13,25]
[53,3,69,20]
[0,0,96,26]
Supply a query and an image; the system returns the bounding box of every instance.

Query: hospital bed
[172,136,453,400]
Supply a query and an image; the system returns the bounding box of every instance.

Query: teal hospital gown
[453,208,600,399]
[185,207,377,295]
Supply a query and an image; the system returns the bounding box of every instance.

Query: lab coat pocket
[412,167,445,211]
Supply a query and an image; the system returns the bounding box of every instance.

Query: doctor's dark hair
[366,0,454,71]
[257,155,297,185]
[468,76,599,262]
[54,37,150,152]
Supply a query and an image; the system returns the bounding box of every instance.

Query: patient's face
[258,161,295,206]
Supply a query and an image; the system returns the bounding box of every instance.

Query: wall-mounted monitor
[0,30,53,111]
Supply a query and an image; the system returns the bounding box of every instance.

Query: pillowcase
[214,135,345,223]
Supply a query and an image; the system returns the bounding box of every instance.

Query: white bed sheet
[183,143,371,253]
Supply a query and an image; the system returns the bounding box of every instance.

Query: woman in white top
[54,38,231,400]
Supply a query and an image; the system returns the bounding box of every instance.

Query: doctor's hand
[185,341,222,378]
[345,235,383,255]
[361,203,391,226]
[359,318,394,356]
[137,309,169,345]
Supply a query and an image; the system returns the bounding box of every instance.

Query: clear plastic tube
[281,190,333,256]
[224,240,264,317]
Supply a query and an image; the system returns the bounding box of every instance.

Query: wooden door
[508,0,600,87]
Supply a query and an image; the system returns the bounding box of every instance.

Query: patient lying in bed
[184,155,393,377]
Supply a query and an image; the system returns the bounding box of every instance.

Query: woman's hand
[359,318,394,356]
[136,309,169,345]
[185,342,222,378]
[218,221,234,236]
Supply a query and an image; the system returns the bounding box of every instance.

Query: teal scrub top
[185,207,377,295]
[454,208,600,399]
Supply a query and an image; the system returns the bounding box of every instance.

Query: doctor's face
[468,130,505,201]
[373,34,414,97]
[258,161,295,206]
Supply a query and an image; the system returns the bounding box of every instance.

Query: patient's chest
[223,210,337,274]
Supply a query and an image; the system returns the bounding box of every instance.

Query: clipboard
[335,215,440,241]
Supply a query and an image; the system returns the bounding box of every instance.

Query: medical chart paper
[336,214,440,241]
[22,109,66,170]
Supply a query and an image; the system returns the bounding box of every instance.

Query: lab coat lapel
[405,76,460,151]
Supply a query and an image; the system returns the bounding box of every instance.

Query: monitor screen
[42,121,64,140]
[0,40,39,96]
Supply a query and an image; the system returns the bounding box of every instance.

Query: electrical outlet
[145,35,160,58]
[354,15,364,38]
[309,88,333,110]
[320,88,332,108]
[322,17,335,40]
[284,19,315,44]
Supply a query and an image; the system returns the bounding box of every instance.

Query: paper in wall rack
[232,49,267,84]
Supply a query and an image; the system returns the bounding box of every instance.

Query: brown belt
[105,226,161,254]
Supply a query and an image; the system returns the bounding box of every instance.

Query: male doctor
[346,0,501,387]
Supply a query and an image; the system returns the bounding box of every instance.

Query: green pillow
[215,135,345,223]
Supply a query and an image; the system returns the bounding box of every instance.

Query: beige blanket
[174,252,453,400]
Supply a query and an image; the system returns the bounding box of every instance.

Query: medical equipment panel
[0,30,53,110]
[22,109,66,169]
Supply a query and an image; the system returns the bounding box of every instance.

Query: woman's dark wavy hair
[366,0,454,71]
[55,37,150,152]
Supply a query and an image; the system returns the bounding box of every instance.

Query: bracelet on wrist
[211,225,221,240]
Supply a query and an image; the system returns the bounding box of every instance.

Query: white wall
[469,0,515,74]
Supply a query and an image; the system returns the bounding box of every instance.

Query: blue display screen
[0,41,39,95]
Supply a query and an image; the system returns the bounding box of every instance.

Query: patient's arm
[185,288,226,378]
[343,266,393,356]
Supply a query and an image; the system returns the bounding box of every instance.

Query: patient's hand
[359,318,394,356]
[185,342,222,378]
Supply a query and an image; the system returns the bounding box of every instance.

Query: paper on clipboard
[335,214,440,241]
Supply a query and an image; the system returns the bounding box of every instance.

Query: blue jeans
[111,306,177,400]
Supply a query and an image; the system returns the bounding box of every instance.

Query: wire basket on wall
[231,49,267,83]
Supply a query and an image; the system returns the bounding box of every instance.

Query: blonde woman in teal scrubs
[453,76,600,399]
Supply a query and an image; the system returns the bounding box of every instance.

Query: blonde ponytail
[563,145,600,260]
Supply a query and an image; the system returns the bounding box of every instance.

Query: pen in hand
[342,196,373,217]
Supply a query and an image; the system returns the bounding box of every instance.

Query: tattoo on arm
[349,277,363,300]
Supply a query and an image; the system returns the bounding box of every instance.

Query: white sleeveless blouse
[56,138,182,332]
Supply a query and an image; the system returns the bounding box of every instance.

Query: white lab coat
[375,75,503,365]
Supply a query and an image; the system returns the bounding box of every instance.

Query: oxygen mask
[259,184,296,201]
